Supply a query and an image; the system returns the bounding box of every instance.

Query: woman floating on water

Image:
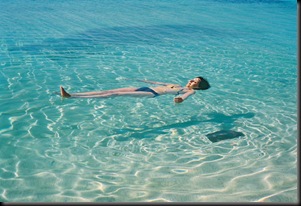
[60,76,210,103]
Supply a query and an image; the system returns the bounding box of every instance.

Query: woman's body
[60,76,210,103]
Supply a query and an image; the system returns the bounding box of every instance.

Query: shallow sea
[0,0,297,202]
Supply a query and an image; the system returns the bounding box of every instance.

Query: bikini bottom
[135,87,159,97]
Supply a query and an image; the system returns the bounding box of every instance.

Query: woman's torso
[151,84,188,95]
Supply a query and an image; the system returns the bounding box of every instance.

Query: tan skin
[60,77,202,103]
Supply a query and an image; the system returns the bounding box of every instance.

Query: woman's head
[186,76,210,90]
[194,76,210,90]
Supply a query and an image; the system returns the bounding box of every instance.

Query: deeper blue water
[0,0,297,202]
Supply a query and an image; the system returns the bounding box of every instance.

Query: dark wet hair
[194,76,210,90]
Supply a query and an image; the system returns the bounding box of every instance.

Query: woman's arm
[174,90,195,103]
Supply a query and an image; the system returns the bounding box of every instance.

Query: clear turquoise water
[0,0,297,202]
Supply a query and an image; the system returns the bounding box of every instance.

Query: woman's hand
[174,97,184,103]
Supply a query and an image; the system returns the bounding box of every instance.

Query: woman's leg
[60,86,154,98]
[69,91,154,98]
[70,87,138,96]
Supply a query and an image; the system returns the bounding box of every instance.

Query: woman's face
[186,78,201,89]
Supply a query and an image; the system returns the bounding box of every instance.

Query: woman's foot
[60,86,71,97]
